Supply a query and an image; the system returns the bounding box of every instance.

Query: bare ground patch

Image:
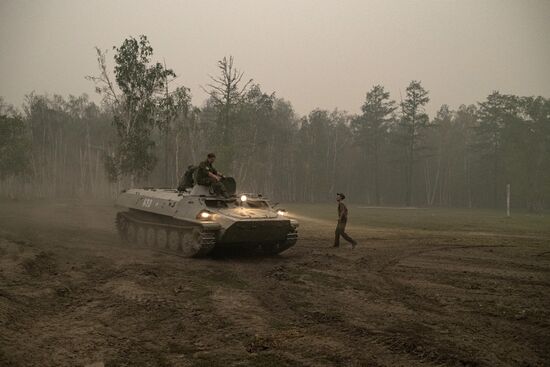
[0,201,549,366]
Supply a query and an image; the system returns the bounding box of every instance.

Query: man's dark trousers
[334,220,355,247]
[206,178,228,198]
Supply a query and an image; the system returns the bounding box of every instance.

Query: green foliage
[353,85,396,145]
[476,92,527,206]
[101,35,176,182]
[474,93,550,210]
[399,80,430,206]
[352,85,397,204]
[0,114,30,179]
[402,81,429,119]
[476,91,520,153]
[400,80,430,140]
[160,86,192,132]
[293,109,354,202]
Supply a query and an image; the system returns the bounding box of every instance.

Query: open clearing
[0,201,549,366]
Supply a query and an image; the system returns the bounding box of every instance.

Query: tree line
[1,35,549,211]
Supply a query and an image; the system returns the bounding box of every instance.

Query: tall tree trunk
[405,118,416,207]
[406,141,414,206]
[430,154,442,206]
[175,132,180,185]
[493,146,498,208]
[329,127,338,195]
[374,137,380,206]
[87,122,93,195]
[164,131,169,186]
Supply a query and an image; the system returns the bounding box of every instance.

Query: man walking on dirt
[334,193,357,248]
[196,153,229,198]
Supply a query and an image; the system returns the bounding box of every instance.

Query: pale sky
[1,0,549,117]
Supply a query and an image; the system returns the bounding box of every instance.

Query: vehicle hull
[115,187,298,257]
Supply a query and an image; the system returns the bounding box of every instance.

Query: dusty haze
[1,0,549,115]
[1,2,550,365]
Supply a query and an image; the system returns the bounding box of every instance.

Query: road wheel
[167,230,180,251]
[156,229,168,248]
[136,226,146,246]
[146,227,156,247]
[181,232,196,257]
[181,228,211,257]
[126,223,137,245]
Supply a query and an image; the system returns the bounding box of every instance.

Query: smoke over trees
[1,36,549,211]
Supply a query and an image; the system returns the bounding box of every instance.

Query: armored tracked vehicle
[115,178,298,257]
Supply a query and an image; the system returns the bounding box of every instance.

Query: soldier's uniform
[196,160,228,197]
[334,201,357,247]
[177,165,196,191]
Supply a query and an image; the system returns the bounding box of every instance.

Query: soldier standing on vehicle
[334,193,357,248]
[196,153,229,198]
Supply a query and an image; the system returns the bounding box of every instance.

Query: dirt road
[0,201,549,366]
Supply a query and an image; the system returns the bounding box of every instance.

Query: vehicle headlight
[197,211,213,220]
[240,195,247,202]
[277,210,286,216]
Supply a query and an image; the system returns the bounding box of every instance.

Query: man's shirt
[197,160,218,184]
[338,202,348,222]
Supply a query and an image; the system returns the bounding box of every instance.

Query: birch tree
[89,35,175,185]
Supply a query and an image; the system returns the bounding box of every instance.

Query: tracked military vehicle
[115,177,298,257]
